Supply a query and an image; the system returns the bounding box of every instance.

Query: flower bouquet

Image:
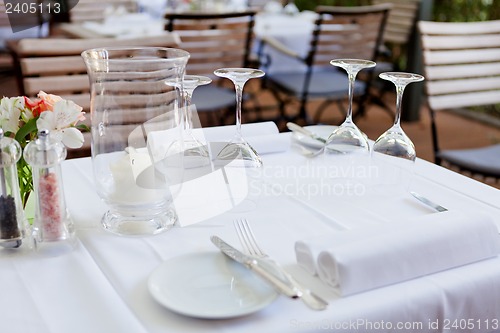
[0,91,87,208]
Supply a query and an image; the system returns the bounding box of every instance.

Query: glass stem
[184,90,193,133]
[234,82,245,141]
[346,72,356,122]
[394,83,406,127]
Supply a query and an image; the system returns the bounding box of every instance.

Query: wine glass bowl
[372,72,424,161]
[213,68,265,168]
[326,59,376,155]
[176,75,213,167]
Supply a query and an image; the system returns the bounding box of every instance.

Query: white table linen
[2,124,500,332]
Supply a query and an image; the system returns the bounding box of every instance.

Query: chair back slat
[427,77,500,95]
[426,91,500,112]
[422,35,500,50]
[69,0,139,23]
[423,49,500,66]
[425,62,500,81]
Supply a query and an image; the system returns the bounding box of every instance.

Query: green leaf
[14,118,38,144]
[76,124,90,132]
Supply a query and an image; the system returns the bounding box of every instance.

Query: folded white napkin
[295,211,500,296]
[194,121,289,157]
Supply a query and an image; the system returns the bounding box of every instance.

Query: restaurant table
[2,124,500,333]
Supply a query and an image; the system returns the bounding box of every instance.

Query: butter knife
[211,236,301,299]
[410,191,448,212]
[286,122,327,144]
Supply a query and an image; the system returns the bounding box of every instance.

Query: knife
[211,235,301,299]
[410,191,448,212]
[211,236,329,310]
[286,122,327,144]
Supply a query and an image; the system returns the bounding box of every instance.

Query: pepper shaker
[24,129,75,252]
[0,129,28,249]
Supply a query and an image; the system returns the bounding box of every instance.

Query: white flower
[0,97,24,133]
[36,100,85,149]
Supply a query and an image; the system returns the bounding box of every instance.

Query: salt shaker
[0,129,28,249]
[24,129,75,252]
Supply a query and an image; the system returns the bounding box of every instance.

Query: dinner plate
[291,125,337,149]
[148,251,278,319]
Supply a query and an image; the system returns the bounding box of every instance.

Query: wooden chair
[258,4,391,125]
[164,10,258,126]
[8,34,180,158]
[418,19,500,179]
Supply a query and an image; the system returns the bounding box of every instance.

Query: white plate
[291,125,337,149]
[148,251,278,319]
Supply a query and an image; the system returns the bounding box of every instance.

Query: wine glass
[371,72,424,194]
[213,68,265,168]
[325,59,375,155]
[168,75,212,168]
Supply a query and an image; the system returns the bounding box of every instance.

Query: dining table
[2,121,500,333]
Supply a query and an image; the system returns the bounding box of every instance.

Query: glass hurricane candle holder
[82,47,189,236]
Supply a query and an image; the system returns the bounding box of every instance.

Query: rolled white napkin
[296,211,500,296]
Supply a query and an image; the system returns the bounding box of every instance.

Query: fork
[233,219,329,311]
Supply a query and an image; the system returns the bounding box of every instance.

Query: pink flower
[37,91,63,111]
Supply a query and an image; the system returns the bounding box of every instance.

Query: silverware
[234,219,329,311]
[286,122,327,144]
[292,144,325,158]
[410,191,448,212]
[210,235,301,299]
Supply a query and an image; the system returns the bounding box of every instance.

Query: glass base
[183,140,211,169]
[0,238,23,249]
[33,237,76,256]
[101,206,177,236]
[32,226,76,256]
[326,124,369,155]
[214,141,262,168]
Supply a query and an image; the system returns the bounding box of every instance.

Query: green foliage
[293,0,500,21]
[433,0,500,22]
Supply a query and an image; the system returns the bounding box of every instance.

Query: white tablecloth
[2,125,500,333]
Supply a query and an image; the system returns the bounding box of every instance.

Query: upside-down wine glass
[325,59,375,156]
[213,68,265,168]
[371,72,424,194]
[168,75,212,168]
